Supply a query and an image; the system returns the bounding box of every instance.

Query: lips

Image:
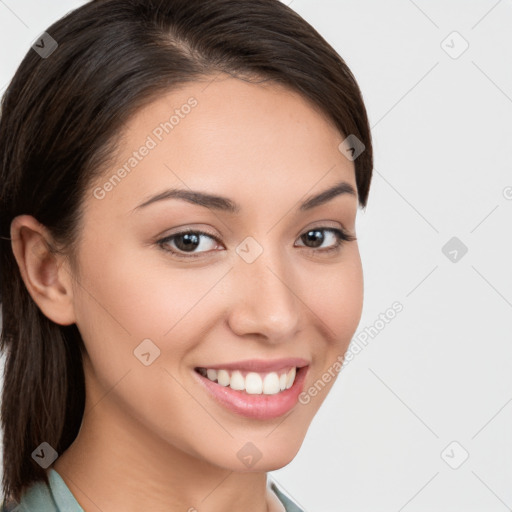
[196,357,309,373]
[193,358,310,420]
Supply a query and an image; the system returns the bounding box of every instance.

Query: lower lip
[194,366,309,420]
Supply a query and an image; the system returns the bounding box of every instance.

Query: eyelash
[156,227,356,260]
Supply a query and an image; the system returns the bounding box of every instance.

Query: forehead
[88,75,356,215]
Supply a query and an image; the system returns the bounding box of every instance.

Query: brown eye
[296,227,355,253]
[300,229,326,248]
[158,229,221,258]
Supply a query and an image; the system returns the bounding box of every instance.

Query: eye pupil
[176,233,200,251]
[303,229,324,248]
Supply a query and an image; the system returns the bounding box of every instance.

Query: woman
[0,0,373,510]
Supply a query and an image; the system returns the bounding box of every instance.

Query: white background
[1,1,511,511]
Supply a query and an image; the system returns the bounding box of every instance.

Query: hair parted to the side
[0,0,373,503]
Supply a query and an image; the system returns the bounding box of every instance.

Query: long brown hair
[0,0,373,503]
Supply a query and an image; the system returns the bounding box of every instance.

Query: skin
[11,74,364,512]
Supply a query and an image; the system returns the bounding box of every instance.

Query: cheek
[70,241,228,371]
[308,248,364,344]
[301,247,363,399]
[70,246,226,451]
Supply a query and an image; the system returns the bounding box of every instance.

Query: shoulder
[268,478,306,512]
[1,476,55,511]
[1,499,18,512]
[1,469,83,512]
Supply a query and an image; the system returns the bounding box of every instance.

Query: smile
[196,367,297,395]
[193,358,309,420]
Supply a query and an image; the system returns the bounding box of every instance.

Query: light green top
[2,469,304,512]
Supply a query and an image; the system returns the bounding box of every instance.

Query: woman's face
[71,75,363,471]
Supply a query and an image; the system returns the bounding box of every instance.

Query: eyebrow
[133,180,357,213]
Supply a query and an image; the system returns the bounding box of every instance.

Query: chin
[243,435,305,472]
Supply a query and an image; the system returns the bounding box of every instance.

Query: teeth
[217,369,230,387]
[245,372,263,394]
[230,370,245,391]
[286,367,296,389]
[263,372,280,395]
[279,373,287,391]
[198,367,298,395]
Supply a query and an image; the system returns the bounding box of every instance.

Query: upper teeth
[198,367,297,395]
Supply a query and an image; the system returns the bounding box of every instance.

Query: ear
[10,215,76,325]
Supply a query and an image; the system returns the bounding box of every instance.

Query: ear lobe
[10,215,76,326]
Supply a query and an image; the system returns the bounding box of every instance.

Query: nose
[226,244,302,342]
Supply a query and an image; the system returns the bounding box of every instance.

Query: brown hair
[0,0,373,503]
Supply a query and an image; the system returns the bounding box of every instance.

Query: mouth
[195,366,298,395]
[193,360,309,420]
